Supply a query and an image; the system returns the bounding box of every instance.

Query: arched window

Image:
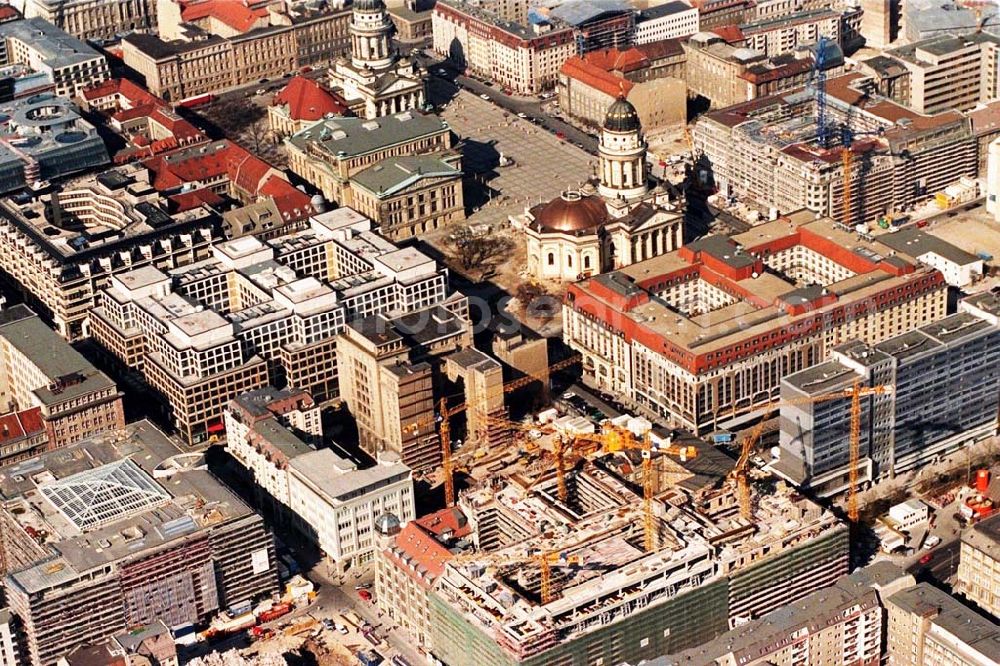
[584,255,591,270]
[548,253,555,266]
[567,255,573,268]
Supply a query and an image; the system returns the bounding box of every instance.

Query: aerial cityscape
[0,0,996,665]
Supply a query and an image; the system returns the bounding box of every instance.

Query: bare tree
[450,228,514,279]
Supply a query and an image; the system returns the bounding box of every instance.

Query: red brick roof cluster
[383,522,455,589]
[144,141,314,222]
[561,56,635,98]
[415,506,472,539]
[711,25,745,43]
[85,79,207,162]
[273,76,349,122]
[0,407,44,446]
[181,0,269,33]
[583,47,649,74]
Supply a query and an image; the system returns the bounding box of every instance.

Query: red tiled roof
[561,57,634,98]
[169,188,225,212]
[634,38,685,61]
[83,78,161,107]
[258,174,313,222]
[145,140,311,219]
[712,25,745,43]
[229,151,273,193]
[0,5,21,21]
[273,76,349,122]
[182,0,268,33]
[383,523,454,588]
[0,407,43,445]
[415,506,472,539]
[583,47,649,73]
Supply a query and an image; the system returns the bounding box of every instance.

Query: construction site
[421,411,849,666]
[693,71,979,225]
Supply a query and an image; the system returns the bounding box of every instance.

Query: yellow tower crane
[556,425,697,552]
[407,355,581,506]
[449,548,584,605]
[729,382,892,522]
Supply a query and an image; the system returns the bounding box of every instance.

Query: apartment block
[634,1,698,44]
[661,561,916,665]
[693,73,977,224]
[0,17,109,98]
[91,209,462,444]
[739,8,842,58]
[0,421,278,666]
[336,303,474,469]
[20,0,155,41]
[0,408,46,467]
[0,165,219,340]
[432,0,577,95]
[693,35,846,107]
[957,512,1000,621]
[884,33,1000,115]
[223,386,322,510]
[0,305,124,456]
[375,507,472,648]
[886,583,1000,666]
[563,211,948,434]
[288,448,414,573]
[285,111,454,205]
[776,292,1000,494]
[0,609,20,666]
[121,4,351,101]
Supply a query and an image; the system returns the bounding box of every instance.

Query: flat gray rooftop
[782,360,858,396]
[888,583,1000,657]
[0,17,105,69]
[288,449,410,502]
[965,512,1000,562]
[878,228,980,266]
[0,420,253,595]
[0,305,117,405]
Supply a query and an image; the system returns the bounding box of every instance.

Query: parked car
[919,553,933,565]
[923,535,941,550]
[479,93,490,100]
[358,588,373,602]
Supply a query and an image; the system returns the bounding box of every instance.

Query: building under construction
[0,421,278,666]
[428,443,848,666]
[693,72,977,224]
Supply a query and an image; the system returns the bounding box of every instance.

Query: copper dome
[533,191,608,233]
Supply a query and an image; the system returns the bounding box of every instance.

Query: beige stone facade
[956,513,1000,620]
[122,8,351,101]
[336,301,473,469]
[23,0,155,40]
[285,112,453,205]
[0,306,125,452]
[349,154,465,240]
[432,0,576,95]
[886,582,1000,666]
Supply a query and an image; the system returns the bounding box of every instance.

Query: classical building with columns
[328,0,427,119]
[515,97,683,282]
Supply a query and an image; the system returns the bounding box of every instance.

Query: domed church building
[517,96,683,281]
[328,0,427,119]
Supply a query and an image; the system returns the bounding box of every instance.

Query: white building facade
[288,449,415,572]
[634,1,699,44]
